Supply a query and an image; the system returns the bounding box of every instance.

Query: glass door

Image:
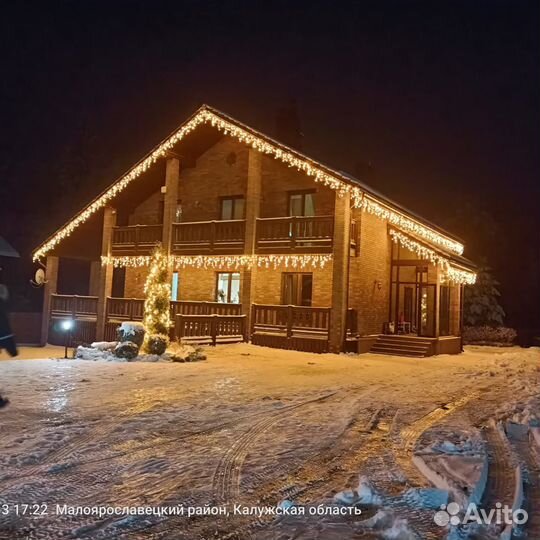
[418,283,436,337]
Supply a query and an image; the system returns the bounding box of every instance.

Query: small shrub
[117,321,145,347]
[114,341,139,360]
[145,334,170,355]
[463,326,517,346]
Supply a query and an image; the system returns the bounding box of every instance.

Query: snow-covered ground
[0,344,539,539]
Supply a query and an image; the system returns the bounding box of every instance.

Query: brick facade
[348,210,391,335]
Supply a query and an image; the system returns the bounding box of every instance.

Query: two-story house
[34,105,476,357]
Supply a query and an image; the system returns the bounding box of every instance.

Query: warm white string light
[34,106,462,260]
[362,196,463,255]
[389,229,475,285]
[101,254,332,270]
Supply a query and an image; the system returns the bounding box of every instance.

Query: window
[220,196,245,220]
[281,273,313,306]
[171,272,179,301]
[216,272,241,303]
[288,190,315,217]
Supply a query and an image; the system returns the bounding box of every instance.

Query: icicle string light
[101,254,332,270]
[33,106,463,260]
[361,197,463,255]
[389,229,476,285]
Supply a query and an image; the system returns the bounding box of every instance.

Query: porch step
[369,335,433,358]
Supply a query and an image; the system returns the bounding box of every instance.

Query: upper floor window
[216,272,241,303]
[220,196,245,220]
[288,190,315,217]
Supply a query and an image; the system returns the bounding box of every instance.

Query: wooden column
[329,192,351,353]
[162,156,180,254]
[88,261,100,297]
[40,256,59,346]
[241,149,262,334]
[434,266,441,338]
[95,207,117,340]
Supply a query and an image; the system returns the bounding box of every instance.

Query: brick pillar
[89,261,100,297]
[329,192,351,353]
[241,149,262,336]
[162,156,180,254]
[95,207,116,341]
[40,256,59,346]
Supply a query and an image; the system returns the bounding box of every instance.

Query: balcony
[255,215,334,253]
[111,216,355,257]
[111,224,162,255]
[172,220,245,254]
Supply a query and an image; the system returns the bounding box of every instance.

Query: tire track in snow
[212,391,338,503]
[482,424,515,513]
[393,392,480,487]
[506,434,540,539]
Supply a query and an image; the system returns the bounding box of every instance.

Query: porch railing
[172,220,245,254]
[174,314,246,345]
[106,297,145,321]
[111,224,162,255]
[255,216,334,253]
[170,300,242,319]
[251,304,331,336]
[50,294,98,319]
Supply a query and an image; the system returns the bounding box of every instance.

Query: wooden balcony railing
[50,294,98,319]
[172,220,245,254]
[255,216,334,253]
[111,225,162,255]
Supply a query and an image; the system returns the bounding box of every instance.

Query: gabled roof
[0,236,19,258]
[33,104,467,261]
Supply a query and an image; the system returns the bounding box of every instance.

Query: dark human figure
[0,283,17,408]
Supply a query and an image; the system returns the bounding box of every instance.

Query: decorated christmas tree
[143,244,171,354]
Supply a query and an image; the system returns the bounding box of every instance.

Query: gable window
[216,272,241,303]
[220,196,245,220]
[281,273,313,306]
[288,190,315,217]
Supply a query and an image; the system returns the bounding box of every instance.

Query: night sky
[1,0,538,329]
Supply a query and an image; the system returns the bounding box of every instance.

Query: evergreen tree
[143,245,171,339]
[463,264,505,327]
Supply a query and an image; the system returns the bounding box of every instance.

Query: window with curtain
[216,272,241,303]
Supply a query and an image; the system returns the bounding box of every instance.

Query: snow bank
[334,475,382,506]
[75,346,121,362]
[358,510,420,540]
[402,487,448,509]
[90,341,117,351]
[413,435,488,507]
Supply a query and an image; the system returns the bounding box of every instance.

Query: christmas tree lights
[142,245,171,338]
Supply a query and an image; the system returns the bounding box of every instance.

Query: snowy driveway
[0,344,539,539]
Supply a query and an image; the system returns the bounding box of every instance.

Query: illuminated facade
[35,105,476,356]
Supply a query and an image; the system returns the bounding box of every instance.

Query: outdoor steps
[369,335,433,358]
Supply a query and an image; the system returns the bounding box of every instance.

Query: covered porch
[47,295,347,353]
